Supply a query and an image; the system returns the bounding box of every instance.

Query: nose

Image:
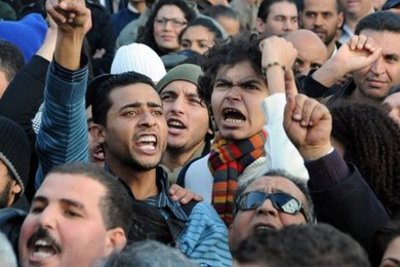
[163,20,174,31]
[314,14,323,26]
[370,57,385,77]
[139,112,157,127]
[284,20,296,32]
[225,86,242,101]
[256,198,279,218]
[37,206,57,230]
[169,96,185,115]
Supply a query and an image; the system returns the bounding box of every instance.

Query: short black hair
[0,40,24,82]
[355,11,400,35]
[372,221,400,266]
[204,4,240,21]
[47,163,133,235]
[297,0,341,13]
[90,72,156,126]
[103,240,197,267]
[233,223,370,267]
[257,0,298,21]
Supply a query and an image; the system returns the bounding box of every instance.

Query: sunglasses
[236,191,304,216]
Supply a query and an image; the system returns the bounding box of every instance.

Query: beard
[119,152,162,172]
[0,179,13,208]
[323,31,336,47]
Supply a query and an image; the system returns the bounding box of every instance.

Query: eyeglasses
[236,191,304,215]
[154,17,187,27]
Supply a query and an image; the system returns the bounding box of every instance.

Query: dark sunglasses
[236,191,304,216]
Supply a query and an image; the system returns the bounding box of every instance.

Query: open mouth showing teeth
[223,108,246,123]
[136,135,157,150]
[31,239,59,260]
[93,145,104,160]
[168,119,186,129]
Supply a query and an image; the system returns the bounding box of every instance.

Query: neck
[351,88,379,104]
[106,157,158,200]
[162,142,205,170]
[326,41,336,58]
[343,19,357,33]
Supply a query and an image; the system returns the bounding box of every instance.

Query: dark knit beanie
[0,116,30,196]
[156,64,203,93]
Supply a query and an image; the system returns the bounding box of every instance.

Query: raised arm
[311,35,381,88]
[283,90,390,256]
[259,37,309,180]
[35,0,92,187]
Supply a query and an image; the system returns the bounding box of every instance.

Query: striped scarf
[208,130,267,225]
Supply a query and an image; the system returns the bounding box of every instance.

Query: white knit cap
[111,43,167,83]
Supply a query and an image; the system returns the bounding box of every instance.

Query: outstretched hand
[283,78,333,161]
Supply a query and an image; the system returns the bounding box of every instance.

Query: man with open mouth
[177,34,308,225]
[33,0,231,266]
[157,63,213,184]
[19,163,131,267]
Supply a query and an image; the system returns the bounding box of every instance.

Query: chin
[219,129,252,141]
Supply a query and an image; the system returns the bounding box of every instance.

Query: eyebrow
[32,196,85,210]
[119,102,163,111]
[60,198,85,210]
[383,258,400,266]
[384,52,400,59]
[32,195,48,205]
[162,89,200,98]
[215,77,263,85]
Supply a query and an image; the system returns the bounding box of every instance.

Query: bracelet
[262,62,286,76]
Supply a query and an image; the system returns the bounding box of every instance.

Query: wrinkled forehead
[244,176,306,202]
[215,61,264,83]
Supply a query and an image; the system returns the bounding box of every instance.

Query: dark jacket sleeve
[0,55,49,202]
[0,55,48,147]
[298,71,338,99]
[306,151,390,256]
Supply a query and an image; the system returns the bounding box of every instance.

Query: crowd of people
[0,0,399,266]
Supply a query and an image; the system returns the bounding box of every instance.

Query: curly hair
[137,0,196,56]
[198,33,262,107]
[329,101,400,218]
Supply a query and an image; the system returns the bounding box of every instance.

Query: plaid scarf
[208,130,267,225]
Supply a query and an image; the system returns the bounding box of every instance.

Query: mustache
[27,227,62,253]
